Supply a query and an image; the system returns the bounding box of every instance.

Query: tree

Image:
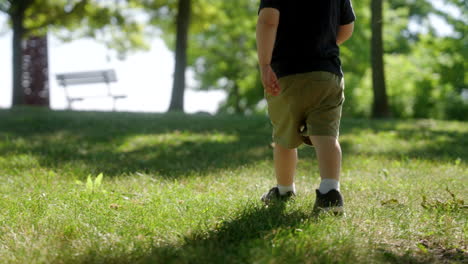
[22,35,49,106]
[0,0,87,106]
[168,0,191,112]
[0,0,148,107]
[370,0,390,118]
[138,0,221,113]
[2,0,33,106]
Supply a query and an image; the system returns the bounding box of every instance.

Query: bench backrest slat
[58,77,115,86]
[56,69,117,87]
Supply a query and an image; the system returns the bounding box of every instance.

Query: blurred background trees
[169,0,467,119]
[1,0,149,107]
[2,0,466,120]
[337,0,466,120]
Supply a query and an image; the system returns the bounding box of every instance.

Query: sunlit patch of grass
[118,132,238,152]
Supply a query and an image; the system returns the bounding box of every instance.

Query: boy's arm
[256,8,280,96]
[336,22,354,45]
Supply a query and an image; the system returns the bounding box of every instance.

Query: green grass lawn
[0,107,466,264]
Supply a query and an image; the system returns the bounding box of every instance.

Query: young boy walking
[256,0,356,214]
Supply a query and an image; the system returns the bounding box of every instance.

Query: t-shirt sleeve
[340,0,356,25]
[258,0,280,15]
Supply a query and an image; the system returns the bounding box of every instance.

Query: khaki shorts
[266,71,344,148]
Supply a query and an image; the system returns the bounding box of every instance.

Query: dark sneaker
[261,187,295,205]
[313,189,344,215]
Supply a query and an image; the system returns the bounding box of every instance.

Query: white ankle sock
[318,179,340,194]
[277,183,296,195]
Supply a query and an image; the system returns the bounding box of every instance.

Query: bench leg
[67,99,72,110]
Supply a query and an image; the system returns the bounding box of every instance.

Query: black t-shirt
[259,0,356,78]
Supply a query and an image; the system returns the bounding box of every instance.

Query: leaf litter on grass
[421,187,466,211]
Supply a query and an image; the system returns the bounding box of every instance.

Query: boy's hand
[260,64,281,96]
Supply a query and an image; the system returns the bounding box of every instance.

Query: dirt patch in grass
[377,239,467,264]
[417,239,467,263]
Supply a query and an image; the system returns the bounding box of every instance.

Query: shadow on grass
[0,108,273,178]
[0,108,466,179]
[139,202,311,264]
[341,118,468,162]
[376,249,430,264]
[376,246,467,264]
[390,129,466,161]
[0,132,271,178]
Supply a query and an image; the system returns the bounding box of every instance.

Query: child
[256,0,355,214]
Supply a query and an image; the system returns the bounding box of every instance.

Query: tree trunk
[233,84,241,114]
[23,35,50,107]
[168,0,191,112]
[12,12,25,106]
[370,0,390,118]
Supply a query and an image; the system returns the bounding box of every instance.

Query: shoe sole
[261,197,294,205]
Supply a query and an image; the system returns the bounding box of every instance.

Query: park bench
[56,69,126,111]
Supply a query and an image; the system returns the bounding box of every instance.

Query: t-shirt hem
[340,18,356,25]
[273,63,344,78]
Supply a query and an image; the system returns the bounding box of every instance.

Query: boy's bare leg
[309,135,344,213]
[274,143,297,186]
[309,136,341,181]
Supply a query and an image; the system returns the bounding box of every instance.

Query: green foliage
[442,90,468,121]
[141,0,222,49]
[189,0,262,114]
[383,31,466,119]
[2,0,150,57]
[46,1,151,56]
[0,108,467,263]
[344,0,466,120]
